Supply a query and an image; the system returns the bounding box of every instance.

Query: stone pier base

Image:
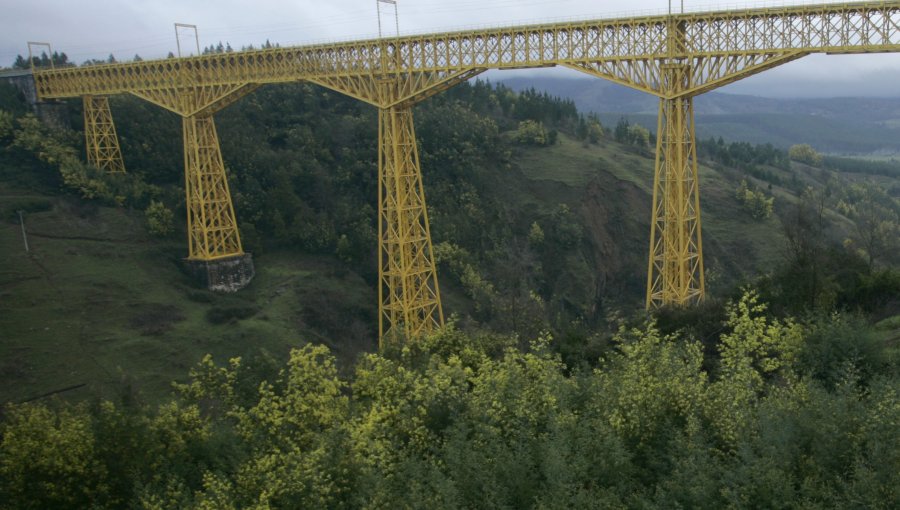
[184,253,255,292]
[34,101,69,130]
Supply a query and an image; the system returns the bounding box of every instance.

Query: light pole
[174,23,200,58]
[377,0,400,39]
[18,210,29,253]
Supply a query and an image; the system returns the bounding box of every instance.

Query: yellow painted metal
[28,1,900,319]
[129,84,260,118]
[378,99,444,344]
[646,64,704,308]
[644,17,705,309]
[32,2,900,102]
[314,66,480,342]
[183,114,243,261]
[82,96,125,173]
[309,68,485,109]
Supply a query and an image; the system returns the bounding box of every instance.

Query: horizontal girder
[309,68,485,108]
[32,1,900,99]
[130,83,260,117]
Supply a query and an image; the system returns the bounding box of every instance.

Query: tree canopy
[1,291,897,509]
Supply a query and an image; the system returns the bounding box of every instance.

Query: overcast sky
[4,0,900,98]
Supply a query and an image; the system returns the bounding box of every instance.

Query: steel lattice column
[183,115,244,260]
[378,105,444,345]
[83,96,125,173]
[646,63,705,308]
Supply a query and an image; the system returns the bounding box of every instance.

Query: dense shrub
[2,293,897,509]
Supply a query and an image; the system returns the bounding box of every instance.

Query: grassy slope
[0,159,377,405]
[512,132,791,296]
[1,125,893,407]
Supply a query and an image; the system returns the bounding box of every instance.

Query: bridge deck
[31,1,900,100]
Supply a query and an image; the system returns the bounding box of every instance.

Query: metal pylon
[83,96,125,173]
[183,115,243,260]
[378,105,444,345]
[646,63,705,308]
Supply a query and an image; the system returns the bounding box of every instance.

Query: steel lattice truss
[183,116,243,260]
[378,104,444,343]
[29,1,900,339]
[33,2,900,102]
[83,96,125,174]
[647,65,705,308]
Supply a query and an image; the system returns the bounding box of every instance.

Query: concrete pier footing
[183,253,255,292]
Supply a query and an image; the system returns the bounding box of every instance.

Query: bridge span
[28,1,900,343]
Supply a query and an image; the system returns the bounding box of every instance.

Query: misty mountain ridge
[497,76,900,155]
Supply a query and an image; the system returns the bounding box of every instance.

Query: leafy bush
[586,117,603,144]
[789,143,824,166]
[2,299,899,508]
[0,110,13,141]
[514,119,548,146]
[735,179,774,219]
[798,314,888,389]
[613,117,651,147]
[144,201,174,237]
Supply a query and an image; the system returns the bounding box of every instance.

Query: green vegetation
[1,292,898,508]
[699,137,790,186]
[789,143,825,167]
[2,76,898,396]
[613,117,651,148]
[514,119,553,146]
[734,179,774,220]
[824,155,900,177]
[144,200,174,237]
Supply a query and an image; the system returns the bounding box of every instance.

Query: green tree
[514,119,547,146]
[627,124,650,147]
[0,109,13,141]
[614,117,630,142]
[145,201,174,237]
[789,143,823,166]
[735,179,774,220]
[527,221,544,247]
[587,115,603,144]
[849,185,900,271]
[779,187,836,312]
[0,404,109,509]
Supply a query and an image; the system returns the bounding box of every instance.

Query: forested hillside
[1,73,899,508]
[500,75,900,154]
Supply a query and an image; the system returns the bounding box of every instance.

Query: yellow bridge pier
[82,95,125,174]
[377,104,444,344]
[646,18,704,308]
[309,65,483,342]
[132,82,259,291]
[30,1,900,342]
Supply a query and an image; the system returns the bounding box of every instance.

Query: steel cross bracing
[29,1,900,339]
[378,98,444,344]
[183,115,243,260]
[83,96,125,174]
[33,2,900,100]
[647,64,705,308]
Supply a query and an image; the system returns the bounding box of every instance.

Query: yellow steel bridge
[29,1,900,344]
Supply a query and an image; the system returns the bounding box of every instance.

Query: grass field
[0,176,377,404]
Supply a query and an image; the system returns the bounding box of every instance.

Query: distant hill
[497,76,900,155]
